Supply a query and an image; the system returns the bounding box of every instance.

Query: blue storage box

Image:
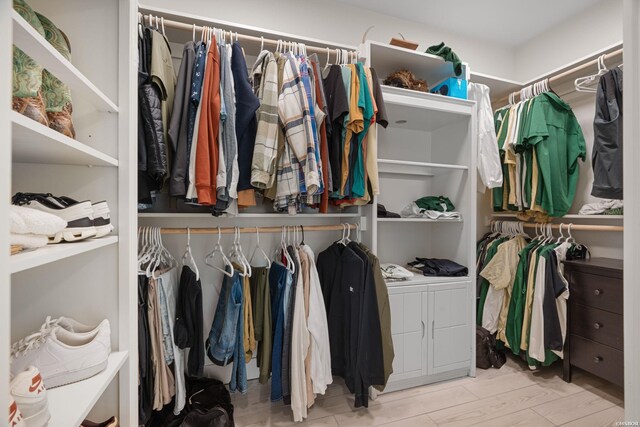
[431,78,468,99]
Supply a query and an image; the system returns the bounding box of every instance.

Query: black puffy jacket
[139,82,167,182]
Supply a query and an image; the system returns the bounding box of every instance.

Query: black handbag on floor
[476,326,506,369]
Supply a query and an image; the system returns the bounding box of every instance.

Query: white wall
[143,0,515,77]
[514,0,622,82]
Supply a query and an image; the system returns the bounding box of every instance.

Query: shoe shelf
[46,351,128,427]
[377,217,463,223]
[11,112,118,167]
[11,11,118,114]
[10,236,118,274]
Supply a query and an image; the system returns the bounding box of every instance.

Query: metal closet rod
[158,223,358,235]
[500,48,623,105]
[140,13,357,57]
[498,222,623,232]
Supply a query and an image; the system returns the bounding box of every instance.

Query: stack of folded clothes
[408,258,468,277]
[10,205,67,250]
[401,196,461,220]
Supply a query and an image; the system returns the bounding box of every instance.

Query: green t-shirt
[505,240,538,353]
[351,63,374,198]
[523,93,586,217]
[493,108,511,211]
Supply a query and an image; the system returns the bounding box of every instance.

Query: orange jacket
[195,38,220,205]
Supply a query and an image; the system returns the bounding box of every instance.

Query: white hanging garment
[468,83,503,192]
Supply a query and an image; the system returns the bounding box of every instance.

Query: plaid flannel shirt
[250,50,279,189]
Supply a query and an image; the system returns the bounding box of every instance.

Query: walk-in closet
[2,0,639,426]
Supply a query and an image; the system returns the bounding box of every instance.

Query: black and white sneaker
[39,194,114,239]
[12,193,97,242]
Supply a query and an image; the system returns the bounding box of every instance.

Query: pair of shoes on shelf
[11,316,111,390]
[82,416,119,427]
[12,0,76,138]
[10,366,49,427]
[12,193,114,243]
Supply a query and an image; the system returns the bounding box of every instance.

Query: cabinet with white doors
[385,280,472,392]
[361,41,477,392]
[0,1,137,426]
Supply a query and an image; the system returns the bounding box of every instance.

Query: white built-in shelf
[378,159,467,176]
[378,218,462,223]
[11,112,118,167]
[491,213,623,220]
[367,41,456,88]
[385,275,471,287]
[11,236,118,274]
[47,351,128,427]
[380,86,473,132]
[11,11,118,113]
[469,71,523,102]
[138,212,361,218]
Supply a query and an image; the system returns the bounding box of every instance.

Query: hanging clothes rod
[158,223,358,235]
[492,220,622,232]
[498,48,623,105]
[139,13,357,58]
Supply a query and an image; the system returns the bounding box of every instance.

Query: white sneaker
[10,366,50,427]
[9,398,26,427]
[11,320,111,388]
[89,201,114,238]
[11,193,97,242]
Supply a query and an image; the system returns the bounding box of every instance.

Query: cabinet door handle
[421,321,425,338]
[594,322,602,329]
[594,289,603,296]
[593,356,603,363]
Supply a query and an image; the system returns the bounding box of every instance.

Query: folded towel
[10,205,66,235]
[10,233,49,249]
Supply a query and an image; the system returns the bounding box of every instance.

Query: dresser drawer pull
[594,289,603,296]
[594,322,603,329]
[593,356,603,363]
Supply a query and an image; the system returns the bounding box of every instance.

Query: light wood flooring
[231,355,625,426]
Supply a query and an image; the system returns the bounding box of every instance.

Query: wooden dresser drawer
[570,335,623,386]
[570,304,623,350]
[570,272,623,314]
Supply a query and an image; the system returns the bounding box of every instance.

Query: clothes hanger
[575,54,607,93]
[205,227,234,277]
[236,227,252,277]
[260,36,264,51]
[181,227,200,280]
[160,17,166,36]
[250,227,271,267]
[227,227,247,277]
[300,225,306,246]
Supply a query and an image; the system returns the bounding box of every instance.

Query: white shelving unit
[10,236,119,274]
[46,351,128,427]
[362,43,477,392]
[11,111,118,167]
[2,1,136,426]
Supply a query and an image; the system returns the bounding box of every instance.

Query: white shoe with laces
[11,320,111,389]
[10,366,50,427]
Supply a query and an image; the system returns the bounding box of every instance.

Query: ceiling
[334,0,603,46]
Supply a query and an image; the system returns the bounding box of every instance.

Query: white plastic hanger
[280,226,295,274]
[206,227,234,277]
[235,227,252,277]
[575,55,607,93]
[250,227,271,267]
[192,24,196,43]
[182,227,200,280]
[260,36,264,51]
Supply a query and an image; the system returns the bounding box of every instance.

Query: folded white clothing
[381,263,415,279]
[578,199,623,215]
[400,202,461,220]
[10,205,67,235]
[10,233,49,249]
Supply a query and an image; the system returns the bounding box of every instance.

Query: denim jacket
[206,266,242,366]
